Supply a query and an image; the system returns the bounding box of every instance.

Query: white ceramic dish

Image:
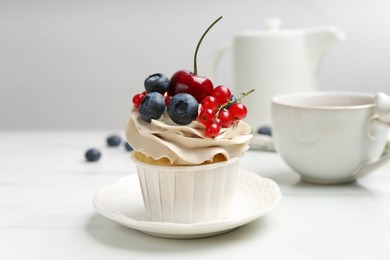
[93,170,282,239]
[250,134,275,152]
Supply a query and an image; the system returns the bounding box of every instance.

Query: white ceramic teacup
[271,91,390,184]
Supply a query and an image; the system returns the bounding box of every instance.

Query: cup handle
[354,143,390,178]
[375,92,390,123]
[207,41,232,82]
[354,92,390,177]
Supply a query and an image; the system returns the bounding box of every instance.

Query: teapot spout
[305,26,346,71]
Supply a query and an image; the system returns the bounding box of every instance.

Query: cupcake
[126,82,252,224]
[126,16,253,223]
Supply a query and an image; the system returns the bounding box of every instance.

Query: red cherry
[218,109,234,128]
[212,85,231,105]
[201,96,219,112]
[168,70,214,103]
[204,122,221,138]
[168,17,223,105]
[229,103,247,121]
[132,93,145,108]
[198,108,215,125]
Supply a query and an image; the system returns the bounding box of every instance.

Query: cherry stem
[193,16,223,76]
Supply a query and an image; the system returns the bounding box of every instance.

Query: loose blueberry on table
[131,16,254,138]
[85,148,101,162]
[106,135,122,147]
[124,142,133,152]
[257,126,272,136]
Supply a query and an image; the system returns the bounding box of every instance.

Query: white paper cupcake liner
[131,153,240,224]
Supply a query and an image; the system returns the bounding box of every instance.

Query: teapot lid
[265,18,282,32]
[236,18,301,37]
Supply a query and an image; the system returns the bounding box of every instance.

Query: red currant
[229,103,247,121]
[132,93,145,108]
[204,122,221,138]
[212,85,231,105]
[165,95,172,107]
[201,96,219,112]
[198,108,215,125]
[214,118,222,129]
[218,109,234,128]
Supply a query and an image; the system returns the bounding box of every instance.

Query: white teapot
[209,18,346,132]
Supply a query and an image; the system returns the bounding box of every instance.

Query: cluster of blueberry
[258,126,272,136]
[85,134,133,162]
[133,73,199,126]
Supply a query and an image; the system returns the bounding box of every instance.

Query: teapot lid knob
[265,18,282,32]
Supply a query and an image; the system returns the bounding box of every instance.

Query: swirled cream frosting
[125,109,252,165]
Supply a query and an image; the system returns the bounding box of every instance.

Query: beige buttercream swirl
[125,109,252,165]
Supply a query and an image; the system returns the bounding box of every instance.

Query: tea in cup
[271,91,390,184]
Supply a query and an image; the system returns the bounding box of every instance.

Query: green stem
[236,89,255,103]
[217,89,255,114]
[218,89,255,111]
[193,16,223,75]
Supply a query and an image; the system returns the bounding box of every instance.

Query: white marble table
[1,131,389,260]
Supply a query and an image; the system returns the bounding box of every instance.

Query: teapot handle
[207,41,232,82]
[354,92,390,178]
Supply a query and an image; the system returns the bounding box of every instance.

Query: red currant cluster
[132,91,146,108]
[198,86,252,138]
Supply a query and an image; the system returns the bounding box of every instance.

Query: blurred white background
[1,0,390,129]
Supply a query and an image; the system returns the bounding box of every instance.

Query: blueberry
[167,93,198,125]
[124,142,133,151]
[226,95,237,109]
[85,148,101,162]
[258,126,272,136]
[144,73,170,94]
[106,135,122,147]
[139,92,165,122]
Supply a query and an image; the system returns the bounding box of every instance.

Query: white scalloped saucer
[93,170,282,239]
